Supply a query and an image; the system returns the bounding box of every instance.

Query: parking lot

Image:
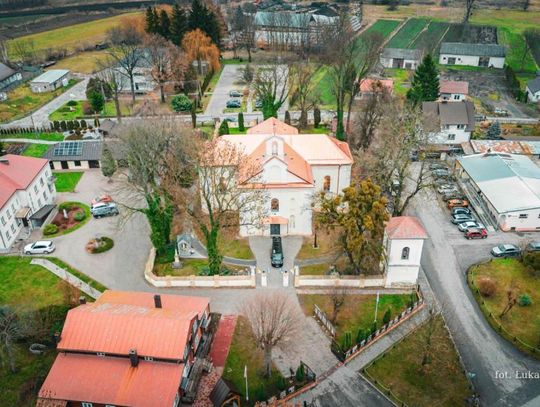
[204,64,245,117]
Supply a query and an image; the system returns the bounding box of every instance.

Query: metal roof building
[440,42,506,57]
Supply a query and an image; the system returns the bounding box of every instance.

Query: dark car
[271,236,284,268]
[430,163,447,171]
[491,244,521,258]
[229,90,242,97]
[451,213,474,224]
[226,99,241,108]
[465,228,487,239]
[451,207,471,216]
[526,241,540,252]
[432,169,450,178]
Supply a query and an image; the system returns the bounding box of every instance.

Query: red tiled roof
[97,290,210,319]
[386,216,428,239]
[38,353,183,407]
[0,154,48,208]
[57,302,196,360]
[359,78,394,93]
[247,117,299,135]
[440,80,469,95]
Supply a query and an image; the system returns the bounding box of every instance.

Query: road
[204,64,244,116]
[411,186,540,407]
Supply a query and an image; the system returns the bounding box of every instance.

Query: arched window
[271,141,278,156]
[271,198,279,212]
[289,215,295,228]
[401,247,410,260]
[323,175,331,191]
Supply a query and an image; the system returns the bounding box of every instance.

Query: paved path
[0,138,58,144]
[205,65,244,117]
[3,78,88,129]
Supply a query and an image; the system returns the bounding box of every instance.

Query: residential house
[0,62,22,91]
[44,140,125,170]
[357,78,393,99]
[526,76,540,103]
[37,291,212,407]
[216,118,353,237]
[422,100,475,144]
[115,50,156,94]
[439,80,469,101]
[455,153,540,231]
[0,155,56,251]
[439,42,506,69]
[383,216,428,288]
[379,48,423,70]
[30,69,70,93]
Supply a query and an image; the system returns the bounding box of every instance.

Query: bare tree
[97,56,125,122]
[463,0,476,23]
[11,38,37,64]
[240,292,300,378]
[330,288,346,324]
[164,137,267,275]
[144,34,175,103]
[106,25,143,104]
[499,287,517,318]
[0,305,28,373]
[252,64,290,119]
[289,64,320,129]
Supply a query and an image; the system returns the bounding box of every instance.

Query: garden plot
[385,18,430,49]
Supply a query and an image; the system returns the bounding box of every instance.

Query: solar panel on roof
[53,142,83,156]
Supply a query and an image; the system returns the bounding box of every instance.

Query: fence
[295,273,387,288]
[314,304,336,337]
[31,258,102,299]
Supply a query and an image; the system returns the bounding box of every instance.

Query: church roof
[247,117,299,135]
[385,216,428,239]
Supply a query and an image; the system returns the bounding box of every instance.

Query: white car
[437,185,458,194]
[24,241,55,255]
[457,221,484,232]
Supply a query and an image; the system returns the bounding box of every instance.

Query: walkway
[0,138,58,144]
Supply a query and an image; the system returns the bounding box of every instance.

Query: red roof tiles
[386,216,428,239]
[440,80,469,95]
[359,78,394,93]
[0,154,48,208]
[247,117,299,135]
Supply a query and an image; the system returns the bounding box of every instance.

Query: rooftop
[0,62,16,82]
[422,100,475,131]
[0,154,48,208]
[31,69,70,84]
[359,78,394,93]
[44,140,102,161]
[247,117,298,135]
[381,48,423,60]
[439,80,469,95]
[440,42,506,57]
[386,216,428,239]
[527,76,540,94]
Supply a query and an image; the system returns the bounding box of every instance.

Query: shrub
[238,112,245,131]
[171,94,193,112]
[89,237,114,254]
[295,363,305,382]
[314,108,321,128]
[284,110,291,125]
[277,375,287,391]
[383,308,392,324]
[58,202,78,211]
[356,328,368,344]
[219,120,229,135]
[73,211,86,222]
[477,276,497,297]
[43,224,58,235]
[518,294,532,306]
[67,100,78,107]
[523,252,540,276]
[341,331,352,350]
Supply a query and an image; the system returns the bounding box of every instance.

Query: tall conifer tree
[407,54,439,104]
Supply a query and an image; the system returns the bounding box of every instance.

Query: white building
[0,155,57,251]
[0,62,22,92]
[383,216,428,288]
[217,118,353,237]
[456,153,540,232]
[439,80,469,102]
[439,42,506,69]
[422,100,475,144]
[30,69,70,93]
[526,77,540,103]
[380,48,423,70]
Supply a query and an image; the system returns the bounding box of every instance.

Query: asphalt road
[204,64,244,117]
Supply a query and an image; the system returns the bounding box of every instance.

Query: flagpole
[244,365,249,401]
[374,291,380,323]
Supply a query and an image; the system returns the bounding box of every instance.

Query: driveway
[410,186,540,407]
[204,65,244,117]
[3,77,88,129]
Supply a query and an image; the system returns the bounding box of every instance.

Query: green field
[0,132,64,141]
[386,18,430,49]
[7,12,141,59]
[49,100,132,121]
[53,171,84,192]
[362,19,401,39]
[22,144,49,158]
[498,27,538,73]
[411,21,450,54]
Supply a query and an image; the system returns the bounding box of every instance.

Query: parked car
[229,90,242,97]
[451,207,471,216]
[443,194,467,202]
[226,99,241,108]
[271,236,284,267]
[448,199,469,209]
[494,108,508,116]
[91,202,119,218]
[451,213,475,224]
[526,241,540,252]
[458,221,484,232]
[432,169,450,178]
[91,194,113,207]
[24,241,55,255]
[429,163,447,170]
[437,185,458,194]
[465,228,488,239]
[491,244,521,257]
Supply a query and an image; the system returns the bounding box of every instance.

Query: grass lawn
[49,100,131,121]
[299,293,413,345]
[469,258,540,349]
[7,12,141,58]
[300,264,331,276]
[153,259,209,277]
[228,127,247,134]
[312,66,335,110]
[205,67,224,93]
[386,18,430,49]
[362,19,402,39]
[223,316,284,405]
[22,144,49,158]
[220,237,253,260]
[498,27,538,73]
[53,171,83,192]
[51,50,110,74]
[47,257,107,292]
[365,315,472,407]
[296,229,339,260]
[0,132,64,141]
[385,68,411,96]
[0,80,78,123]
[299,126,328,134]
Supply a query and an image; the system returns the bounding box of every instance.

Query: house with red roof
[218,118,353,236]
[0,154,56,251]
[383,216,428,287]
[37,291,212,407]
[439,80,469,102]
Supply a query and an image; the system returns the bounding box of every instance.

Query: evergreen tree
[158,9,171,39]
[314,107,321,128]
[406,54,439,105]
[218,120,229,135]
[145,6,158,34]
[238,112,245,131]
[170,4,188,45]
[101,145,117,181]
[383,308,392,324]
[88,91,105,114]
[189,0,221,47]
[486,121,501,139]
[284,110,291,125]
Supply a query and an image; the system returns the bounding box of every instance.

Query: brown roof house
[37,290,212,407]
[439,80,469,102]
[422,100,475,145]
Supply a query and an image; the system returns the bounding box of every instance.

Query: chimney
[129,349,139,367]
[154,294,162,309]
[79,296,86,305]
[54,332,61,345]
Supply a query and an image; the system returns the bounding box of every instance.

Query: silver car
[24,240,55,255]
[458,221,484,232]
